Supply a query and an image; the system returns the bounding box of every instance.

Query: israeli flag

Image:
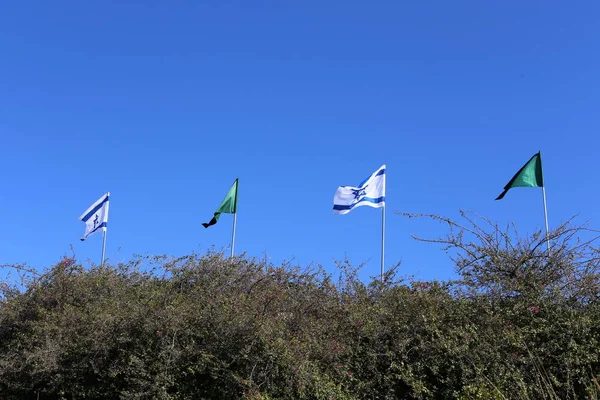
[79,192,110,241]
[333,165,386,215]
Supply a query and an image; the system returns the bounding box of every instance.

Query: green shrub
[0,214,599,399]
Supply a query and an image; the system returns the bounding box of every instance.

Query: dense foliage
[1,213,599,399]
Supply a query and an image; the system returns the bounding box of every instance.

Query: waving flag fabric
[333,165,386,215]
[79,192,110,240]
[496,152,543,200]
[203,179,238,228]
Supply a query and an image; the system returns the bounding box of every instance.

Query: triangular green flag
[202,179,238,228]
[496,152,544,200]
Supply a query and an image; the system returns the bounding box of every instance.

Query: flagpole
[101,229,107,267]
[231,212,237,258]
[381,205,385,283]
[542,186,550,252]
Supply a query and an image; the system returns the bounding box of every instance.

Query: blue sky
[1,1,598,283]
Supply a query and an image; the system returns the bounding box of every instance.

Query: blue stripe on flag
[80,222,107,241]
[358,167,385,187]
[81,196,109,222]
[333,196,385,211]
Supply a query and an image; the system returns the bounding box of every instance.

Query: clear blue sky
[1,1,598,282]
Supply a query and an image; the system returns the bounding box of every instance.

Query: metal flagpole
[381,205,385,283]
[542,186,550,252]
[231,212,237,258]
[231,178,239,258]
[101,229,107,267]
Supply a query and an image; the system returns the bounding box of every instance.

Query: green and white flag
[203,179,238,228]
[496,152,544,200]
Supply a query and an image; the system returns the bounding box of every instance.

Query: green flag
[202,179,238,228]
[496,152,544,200]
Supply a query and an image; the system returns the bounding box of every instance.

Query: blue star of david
[351,185,368,200]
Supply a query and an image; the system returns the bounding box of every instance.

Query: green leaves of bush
[0,215,599,399]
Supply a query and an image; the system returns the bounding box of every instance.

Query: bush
[0,214,599,399]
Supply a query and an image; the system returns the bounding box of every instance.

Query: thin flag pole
[231,212,237,258]
[542,186,550,252]
[101,229,107,267]
[381,205,385,283]
[231,178,239,258]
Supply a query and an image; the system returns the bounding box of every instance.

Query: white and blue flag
[79,192,110,241]
[333,165,386,215]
